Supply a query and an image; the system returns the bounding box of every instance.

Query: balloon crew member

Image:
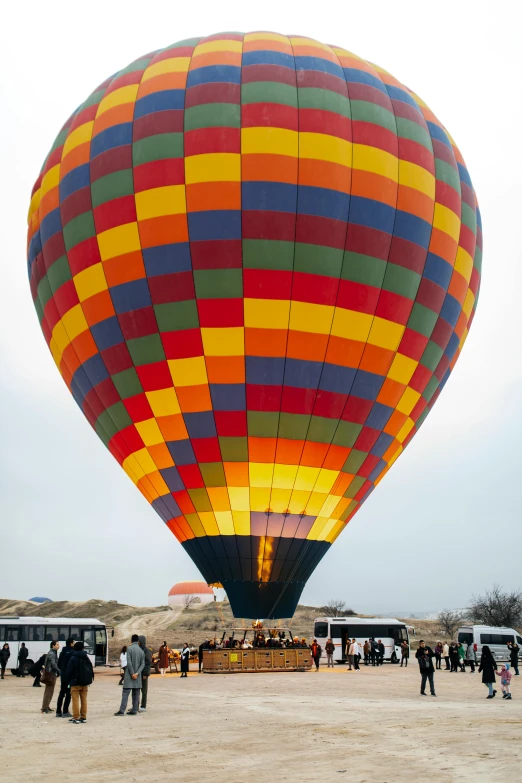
[310,639,322,671]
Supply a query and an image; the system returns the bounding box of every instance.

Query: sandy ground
[1,663,521,781]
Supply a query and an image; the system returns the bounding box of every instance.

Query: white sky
[1,0,521,614]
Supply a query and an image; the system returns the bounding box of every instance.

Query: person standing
[466,641,476,673]
[499,664,513,699]
[449,642,459,672]
[0,643,10,679]
[457,642,466,672]
[118,646,127,685]
[370,638,378,666]
[17,643,29,677]
[400,640,409,667]
[442,641,450,670]
[350,639,360,670]
[434,641,442,670]
[363,640,371,666]
[114,634,145,716]
[41,640,61,714]
[139,636,152,711]
[377,639,385,666]
[310,639,322,671]
[56,637,75,717]
[180,643,190,677]
[478,645,497,698]
[65,641,94,724]
[325,639,335,668]
[198,639,209,673]
[346,638,354,671]
[158,642,170,676]
[508,641,520,676]
[415,640,436,696]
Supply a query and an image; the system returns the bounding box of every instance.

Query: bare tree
[182,594,200,610]
[438,609,464,638]
[321,599,355,617]
[468,585,522,628]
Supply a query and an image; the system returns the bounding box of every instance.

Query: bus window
[58,627,70,641]
[44,627,58,641]
[517,636,522,645]
[29,627,45,642]
[314,622,328,638]
[389,627,408,643]
[83,629,95,654]
[458,632,473,645]
[70,626,81,641]
[6,627,19,642]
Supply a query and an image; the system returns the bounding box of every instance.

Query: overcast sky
[1,0,520,615]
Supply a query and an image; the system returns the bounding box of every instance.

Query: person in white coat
[349,639,360,671]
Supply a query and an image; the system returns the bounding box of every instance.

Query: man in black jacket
[377,640,385,666]
[56,638,75,717]
[415,640,436,696]
[17,643,29,677]
[65,641,94,724]
[139,635,153,712]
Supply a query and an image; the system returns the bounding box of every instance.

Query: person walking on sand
[17,643,29,677]
[158,641,170,676]
[500,663,513,699]
[466,641,476,673]
[478,645,497,698]
[180,643,190,677]
[415,640,436,697]
[0,643,10,679]
[139,636,152,711]
[400,639,409,667]
[65,641,94,724]
[325,639,335,668]
[114,634,144,716]
[56,637,75,717]
[118,646,127,685]
[442,641,450,670]
[41,640,61,714]
[310,639,322,671]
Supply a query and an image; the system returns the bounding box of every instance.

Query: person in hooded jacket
[56,638,75,717]
[114,635,145,716]
[478,645,497,698]
[139,635,153,712]
[0,643,10,679]
[65,641,94,723]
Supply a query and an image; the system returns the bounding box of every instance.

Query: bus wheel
[390,652,398,664]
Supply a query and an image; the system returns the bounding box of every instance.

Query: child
[500,663,513,700]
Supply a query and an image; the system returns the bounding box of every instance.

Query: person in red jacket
[310,639,322,671]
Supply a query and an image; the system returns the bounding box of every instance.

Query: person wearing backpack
[65,641,94,723]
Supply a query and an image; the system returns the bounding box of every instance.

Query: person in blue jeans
[415,640,436,696]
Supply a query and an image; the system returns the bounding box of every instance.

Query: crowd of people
[414,639,519,698]
[1,634,518,718]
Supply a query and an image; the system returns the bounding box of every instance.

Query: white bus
[457,625,522,663]
[313,617,409,664]
[0,617,111,674]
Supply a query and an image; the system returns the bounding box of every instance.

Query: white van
[457,625,522,662]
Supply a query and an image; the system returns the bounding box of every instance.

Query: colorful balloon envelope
[27,33,481,618]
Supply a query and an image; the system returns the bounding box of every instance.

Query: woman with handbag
[41,640,61,714]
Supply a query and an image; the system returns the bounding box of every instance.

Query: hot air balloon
[27,33,481,619]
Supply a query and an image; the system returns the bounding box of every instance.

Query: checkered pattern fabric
[27,33,481,618]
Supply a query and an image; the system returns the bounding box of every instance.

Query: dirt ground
[1,663,521,781]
